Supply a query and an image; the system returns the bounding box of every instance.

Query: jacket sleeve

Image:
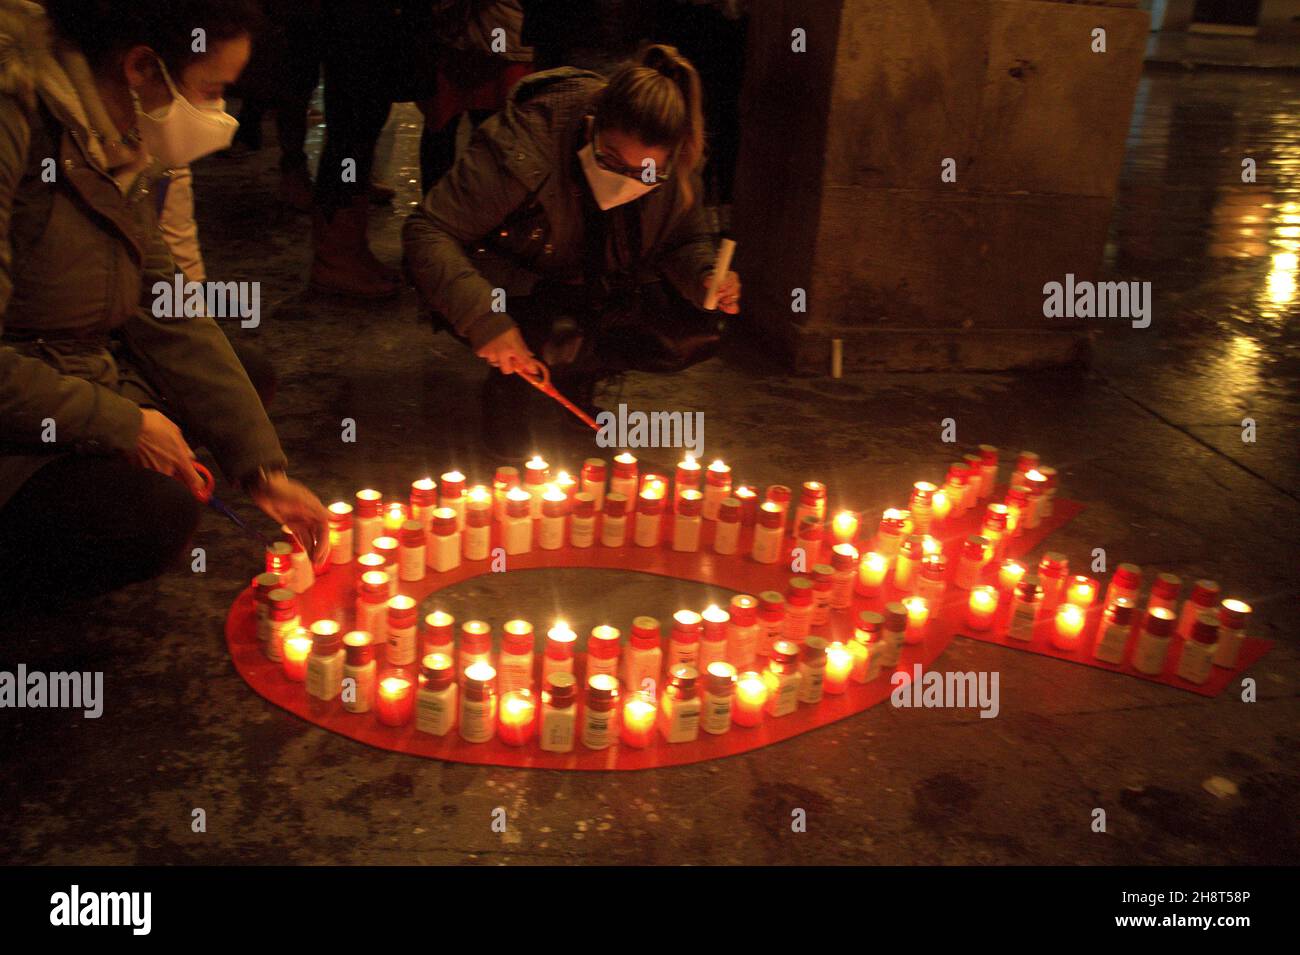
[402,121,530,351]
[118,216,286,485]
[0,94,143,454]
[658,175,719,309]
[157,165,206,283]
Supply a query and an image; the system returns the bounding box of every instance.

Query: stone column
[732,0,1150,372]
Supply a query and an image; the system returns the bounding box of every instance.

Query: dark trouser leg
[315,3,394,217]
[275,11,322,174]
[0,457,201,610]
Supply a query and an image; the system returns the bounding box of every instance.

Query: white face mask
[578,141,660,211]
[134,59,239,168]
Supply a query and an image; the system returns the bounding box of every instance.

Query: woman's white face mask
[134,58,239,168]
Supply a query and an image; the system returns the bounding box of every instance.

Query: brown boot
[309,200,401,299]
[279,165,314,213]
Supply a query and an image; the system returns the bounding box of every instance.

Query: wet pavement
[0,68,1296,865]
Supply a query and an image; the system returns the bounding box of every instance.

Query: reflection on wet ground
[1099,71,1298,491]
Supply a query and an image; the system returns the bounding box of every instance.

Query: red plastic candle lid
[702,606,729,638]
[572,493,595,518]
[757,503,783,529]
[978,444,999,464]
[612,454,637,478]
[354,489,382,517]
[328,502,353,528]
[963,535,988,559]
[921,555,947,579]
[706,463,731,486]
[420,652,455,688]
[460,621,491,654]
[786,577,813,605]
[759,591,785,614]
[883,602,907,631]
[505,489,531,518]
[1151,572,1182,600]
[344,631,375,665]
[765,485,791,505]
[1106,597,1135,626]
[718,498,741,523]
[423,611,454,639]
[1038,552,1068,577]
[1191,613,1219,644]
[588,626,621,658]
[466,502,492,528]
[387,596,417,628]
[1219,599,1251,628]
[1113,563,1142,587]
[410,479,437,507]
[630,616,661,648]
[604,492,628,517]
[637,492,664,515]
[856,610,884,635]
[542,493,569,519]
[432,508,458,536]
[672,610,703,641]
[729,594,758,625]
[502,620,534,653]
[1190,580,1220,605]
[800,481,826,504]
[1144,607,1175,636]
[494,466,519,488]
[439,471,466,497]
[400,520,425,547]
[582,458,607,481]
[677,490,703,517]
[831,545,858,571]
[1015,451,1039,470]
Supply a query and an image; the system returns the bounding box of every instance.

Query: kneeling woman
[403,43,740,456]
[0,0,329,606]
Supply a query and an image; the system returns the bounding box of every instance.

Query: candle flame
[708,459,728,472]
[526,455,547,469]
[442,470,465,483]
[328,501,352,516]
[380,676,410,694]
[1222,598,1251,614]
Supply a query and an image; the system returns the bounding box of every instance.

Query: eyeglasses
[592,130,672,184]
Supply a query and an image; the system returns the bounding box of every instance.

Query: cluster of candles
[251,446,1255,751]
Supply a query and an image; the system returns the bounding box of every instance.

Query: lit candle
[967,586,998,631]
[554,470,577,502]
[675,453,701,501]
[931,489,951,524]
[831,510,859,545]
[1065,575,1098,608]
[327,502,353,565]
[498,689,537,746]
[282,628,312,682]
[733,671,768,727]
[824,642,853,694]
[702,459,732,520]
[384,501,408,535]
[1053,603,1086,650]
[524,456,549,519]
[733,484,758,526]
[902,596,929,644]
[620,692,658,748]
[376,674,414,726]
[998,559,1026,593]
[544,620,577,680]
[920,535,941,557]
[856,551,889,597]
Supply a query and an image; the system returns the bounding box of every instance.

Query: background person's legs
[0,457,202,611]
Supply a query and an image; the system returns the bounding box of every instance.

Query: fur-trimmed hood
[0,0,49,113]
[0,0,149,182]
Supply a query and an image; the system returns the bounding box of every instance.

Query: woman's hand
[133,408,206,498]
[249,473,332,569]
[476,326,539,376]
[704,270,742,314]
